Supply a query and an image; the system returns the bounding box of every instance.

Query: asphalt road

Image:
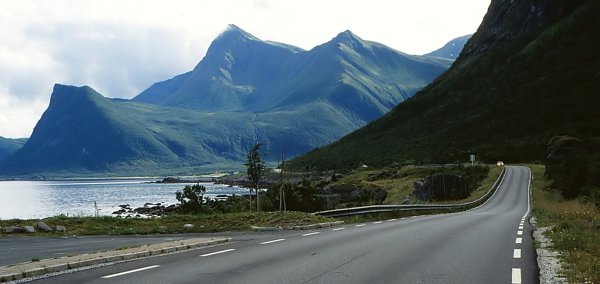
[31,166,537,283]
[0,234,228,266]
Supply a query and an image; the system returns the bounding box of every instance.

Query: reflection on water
[0,180,247,219]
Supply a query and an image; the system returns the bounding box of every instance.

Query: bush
[261,180,326,213]
[207,195,250,213]
[175,184,209,214]
[544,136,600,202]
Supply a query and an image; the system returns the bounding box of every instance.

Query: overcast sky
[0,0,490,138]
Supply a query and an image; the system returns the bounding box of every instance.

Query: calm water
[0,179,248,219]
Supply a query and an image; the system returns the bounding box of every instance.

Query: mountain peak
[49,84,105,110]
[332,30,363,44]
[221,24,259,41]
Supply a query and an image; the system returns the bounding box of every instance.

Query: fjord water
[0,180,247,219]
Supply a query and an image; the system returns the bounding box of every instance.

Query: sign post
[469,154,476,166]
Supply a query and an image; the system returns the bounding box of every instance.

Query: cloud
[0,0,490,138]
[23,21,206,98]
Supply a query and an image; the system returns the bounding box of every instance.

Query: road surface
[31,166,537,283]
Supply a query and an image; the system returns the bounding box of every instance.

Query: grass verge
[530,164,600,283]
[0,211,334,236]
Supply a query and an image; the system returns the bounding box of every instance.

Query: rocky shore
[111,203,180,218]
[2,221,67,235]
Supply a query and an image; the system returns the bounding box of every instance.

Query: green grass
[0,212,334,236]
[531,164,600,283]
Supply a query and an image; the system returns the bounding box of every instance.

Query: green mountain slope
[134,25,451,125]
[0,85,359,176]
[0,137,27,161]
[288,0,599,171]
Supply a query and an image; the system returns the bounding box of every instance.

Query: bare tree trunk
[279,184,283,212]
[283,188,286,212]
[249,188,253,211]
[256,186,260,212]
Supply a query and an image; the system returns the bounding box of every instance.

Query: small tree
[175,183,206,214]
[245,143,265,211]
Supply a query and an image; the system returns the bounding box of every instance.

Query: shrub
[175,184,209,214]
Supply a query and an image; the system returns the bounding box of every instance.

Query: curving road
[33,166,536,283]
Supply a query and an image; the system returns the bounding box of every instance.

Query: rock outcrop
[414,174,469,201]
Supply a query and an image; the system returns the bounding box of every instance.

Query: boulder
[24,226,35,233]
[183,224,194,229]
[55,225,67,232]
[4,226,28,234]
[37,222,53,232]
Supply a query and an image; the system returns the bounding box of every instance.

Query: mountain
[426,34,471,60]
[134,25,451,124]
[0,137,27,161]
[0,28,459,176]
[288,0,599,171]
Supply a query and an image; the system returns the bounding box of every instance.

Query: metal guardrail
[313,167,507,218]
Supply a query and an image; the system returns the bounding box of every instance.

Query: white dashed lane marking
[515,237,522,244]
[512,268,522,283]
[260,239,285,245]
[387,219,397,222]
[201,249,236,257]
[517,230,523,236]
[302,232,320,237]
[355,224,366,227]
[102,265,160,279]
[373,221,382,224]
[332,228,346,231]
[513,249,521,259]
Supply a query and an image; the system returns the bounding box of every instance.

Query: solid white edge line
[512,268,522,284]
[259,238,285,245]
[332,228,345,231]
[513,249,522,258]
[102,265,160,279]
[302,232,320,236]
[200,248,235,257]
[522,167,532,220]
[517,230,523,236]
[516,237,522,244]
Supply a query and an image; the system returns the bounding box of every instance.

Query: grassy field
[0,211,334,236]
[333,164,502,205]
[530,164,600,283]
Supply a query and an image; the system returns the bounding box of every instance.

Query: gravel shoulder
[531,217,567,284]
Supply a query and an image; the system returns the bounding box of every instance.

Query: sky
[0,0,491,138]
